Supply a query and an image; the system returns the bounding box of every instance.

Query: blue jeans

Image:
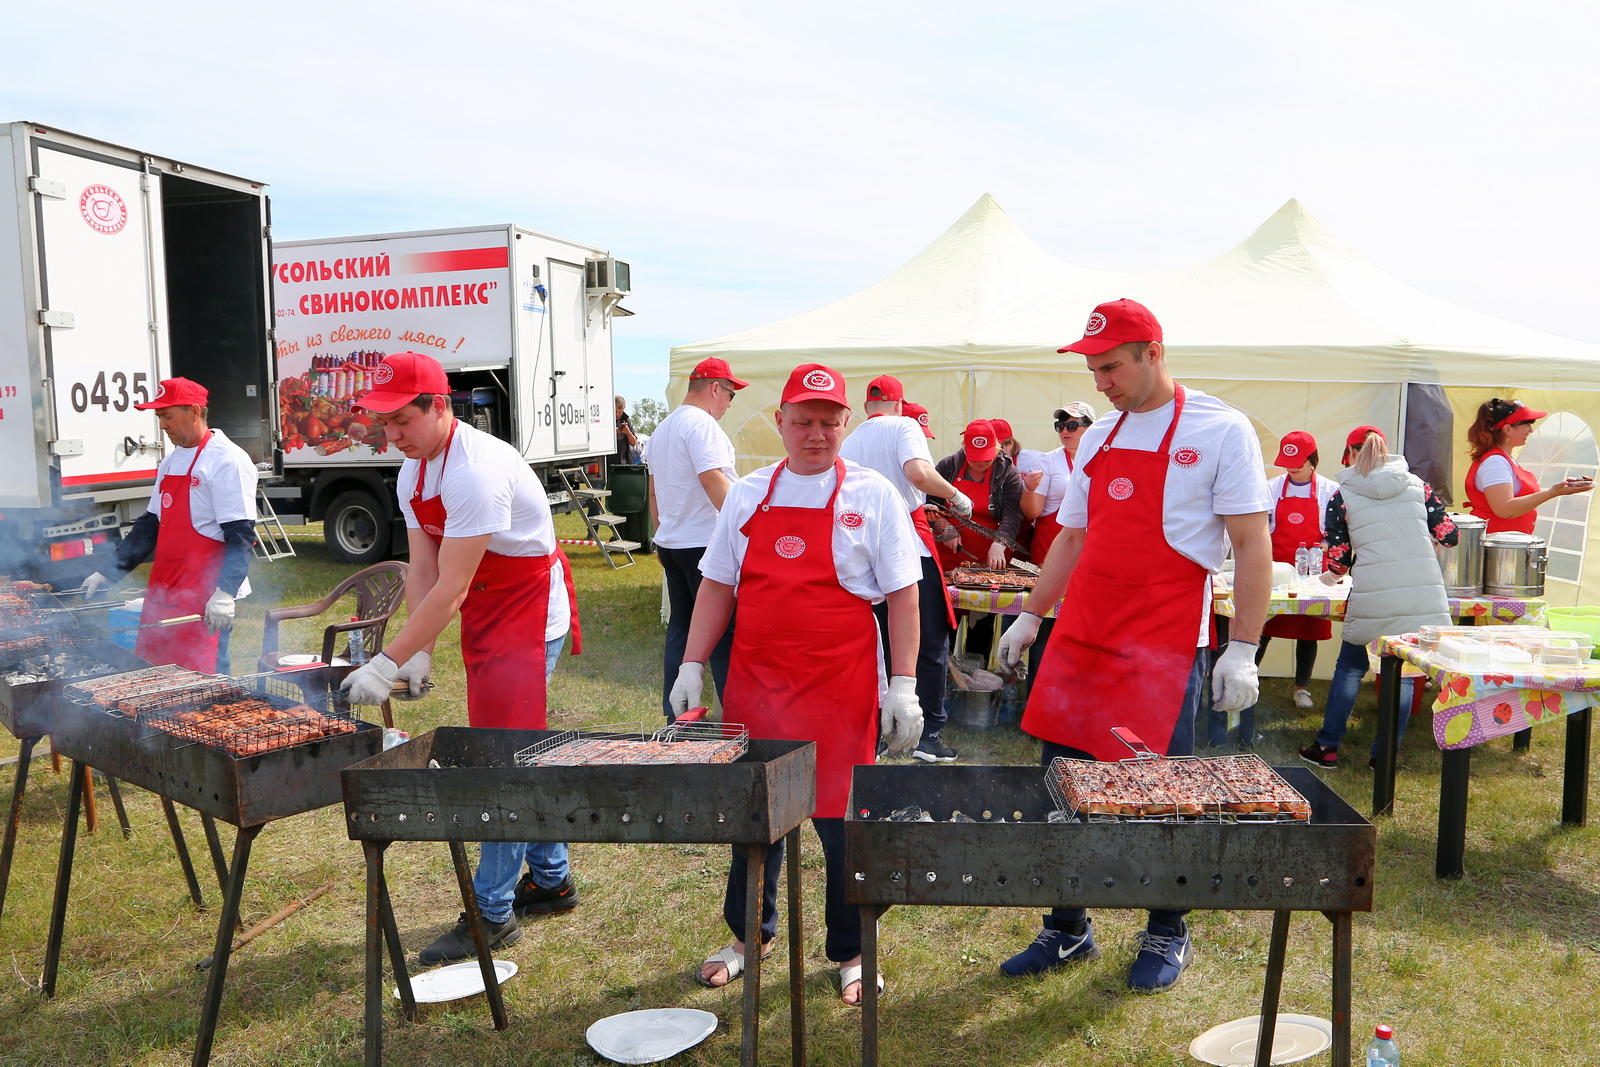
[1314,640,1411,754]
[473,635,570,922]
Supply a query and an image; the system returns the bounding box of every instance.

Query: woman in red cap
[1463,398,1592,533]
[932,420,1024,572]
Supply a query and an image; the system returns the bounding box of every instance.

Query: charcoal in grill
[513,719,748,768]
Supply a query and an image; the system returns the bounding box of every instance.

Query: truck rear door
[549,260,596,454]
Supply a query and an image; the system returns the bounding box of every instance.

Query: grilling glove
[392,650,432,698]
[81,571,114,600]
[997,611,1043,667]
[668,661,704,722]
[203,588,235,632]
[341,652,400,706]
[1210,640,1260,714]
[881,676,923,755]
[948,489,974,517]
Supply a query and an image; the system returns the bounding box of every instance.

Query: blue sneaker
[999,917,1099,977]
[1127,922,1192,992]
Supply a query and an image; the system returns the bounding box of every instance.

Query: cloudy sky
[6,2,1597,404]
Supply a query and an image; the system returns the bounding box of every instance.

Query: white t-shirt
[646,403,738,549]
[145,428,258,598]
[1265,473,1339,534]
[1031,447,1077,516]
[1473,454,1515,491]
[1014,447,1049,476]
[396,420,568,639]
[838,415,935,559]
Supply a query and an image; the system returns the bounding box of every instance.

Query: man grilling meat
[669,362,923,1006]
[82,377,257,672]
[997,299,1272,992]
[339,351,582,965]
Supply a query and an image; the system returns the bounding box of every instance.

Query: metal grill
[1046,752,1311,825]
[513,719,748,768]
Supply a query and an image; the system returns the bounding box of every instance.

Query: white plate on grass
[1190,1014,1333,1065]
[395,959,517,1003]
[586,1008,717,1064]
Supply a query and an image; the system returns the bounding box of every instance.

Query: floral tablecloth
[947,586,1054,617]
[1377,633,1600,750]
[1213,592,1546,625]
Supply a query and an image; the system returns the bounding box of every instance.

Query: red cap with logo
[903,401,935,438]
[355,351,452,413]
[963,419,998,462]
[781,363,848,406]
[690,356,749,389]
[1344,424,1385,450]
[135,377,209,410]
[1494,402,1548,429]
[1274,430,1317,468]
[1058,298,1164,356]
[990,418,1014,443]
[865,374,904,402]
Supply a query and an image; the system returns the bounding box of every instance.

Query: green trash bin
[607,463,654,553]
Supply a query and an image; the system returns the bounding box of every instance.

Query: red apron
[1022,388,1207,760]
[1464,448,1540,534]
[910,506,957,628]
[138,431,226,672]
[723,459,878,819]
[411,422,581,730]
[939,465,1004,570]
[1031,450,1074,562]
[1262,475,1333,641]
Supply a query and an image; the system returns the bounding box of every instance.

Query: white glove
[880,676,923,756]
[1211,640,1260,714]
[1319,569,1343,587]
[81,571,114,599]
[947,490,974,517]
[668,661,705,721]
[393,650,432,698]
[203,588,236,632]
[998,611,1043,667]
[341,652,400,706]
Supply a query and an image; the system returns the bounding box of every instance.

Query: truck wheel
[324,489,391,564]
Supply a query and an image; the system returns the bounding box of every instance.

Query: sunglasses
[1054,418,1090,432]
[715,382,738,400]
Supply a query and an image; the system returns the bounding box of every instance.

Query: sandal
[837,960,885,1006]
[695,941,773,988]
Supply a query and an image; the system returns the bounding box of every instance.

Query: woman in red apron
[1019,402,1096,680]
[1463,397,1593,533]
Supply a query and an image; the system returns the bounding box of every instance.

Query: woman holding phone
[1463,398,1593,531]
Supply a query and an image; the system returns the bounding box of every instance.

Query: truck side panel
[0,126,48,509]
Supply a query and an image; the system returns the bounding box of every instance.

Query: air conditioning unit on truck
[0,122,274,586]
[267,225,626,564]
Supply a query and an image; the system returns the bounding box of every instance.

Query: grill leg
[1372,653,1401,816]
[1562,708,1591,826]
[192,824,260,1067]
[0,734,39,919]
[860,904,882,1067]
[1254,910,1291,1067]
[103,776,132,839]
[1328,910,1353,1067]
[785,827,805,1067]
[448,840,507,1031]
[363,841,395,1066]
[41,757,85,998]
[1436,747,1471,879]
[378,861,415,1022]
[201,813,230,892]
[163,798,206,909]
[740,841,763,1067]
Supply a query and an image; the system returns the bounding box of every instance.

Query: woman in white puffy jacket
[1297,426,1458,769]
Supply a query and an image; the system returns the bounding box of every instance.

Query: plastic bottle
[1308,545,1324,576]
[348,617,367,666]
[1295,546,1310,579]
[1364,1024,1399,1066]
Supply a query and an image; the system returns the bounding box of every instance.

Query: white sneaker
[1293,688,1314,709]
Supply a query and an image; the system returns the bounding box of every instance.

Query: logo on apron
[1173,447,1201,468]
[161,491,174,509]
[802,369,835,391]
[1287,511,1305,525]
[774,535,807,558]
[838,511,865,530]
[1107,477,1135,501]
[423,524,443,536]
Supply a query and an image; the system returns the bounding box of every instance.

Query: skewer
[107,614,203,634]
[195,882,335,970]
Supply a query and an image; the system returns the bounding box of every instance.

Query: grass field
[1,519,1597,1065]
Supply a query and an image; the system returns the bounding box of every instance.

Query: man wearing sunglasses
[648,356,747,720]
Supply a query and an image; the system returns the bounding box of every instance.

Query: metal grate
[1046,752,1310,825]
[513,719,748,768]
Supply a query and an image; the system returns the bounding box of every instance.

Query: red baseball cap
[355,351,451,413]
[865,374,904,402]
[1494,402,1548,429]
[903,401,935,438]
[1058,298,1164,356]
[990,418,1014,443]
[1274,430,1317,467]
[963,419,998,462]
[690,356,749,389]
[781,363,848,407]
[135,377,208,409]
[1344,424,1385,450]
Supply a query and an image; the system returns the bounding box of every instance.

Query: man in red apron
[840,374,971,762]
[669,363,923,1006]
[932,420,1023,572]
[996,299,1272,992]
[339,351,583,966]
[82,377,258,672]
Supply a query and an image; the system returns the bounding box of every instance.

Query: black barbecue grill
[341,726,816,1067]
[845,764,1375,1067]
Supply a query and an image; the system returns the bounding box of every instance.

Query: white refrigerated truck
[268,225,628,562]
[0,122,274,586]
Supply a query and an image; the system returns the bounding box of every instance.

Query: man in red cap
[841,373,974,762]
[339,351,583,966]
[82,377,258,672]
[669,362,923,1006]
[902,401,935,439]
[933,419,1024,571]
[996,298,1272,992]
[647,356,748,719]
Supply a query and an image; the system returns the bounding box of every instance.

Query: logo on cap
[1107,477,1135,501]
[161,491,173,510]
[916,412,930,427]
[374,363,395,385]
[1281,442,1299,457]
[1084,312,1107,336]
[775,535,806,559]
[971,436,989,449]
[802,369,835,392]
[839,511,865,530]
[152,382,168,402]
[1173,447,1201,468]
